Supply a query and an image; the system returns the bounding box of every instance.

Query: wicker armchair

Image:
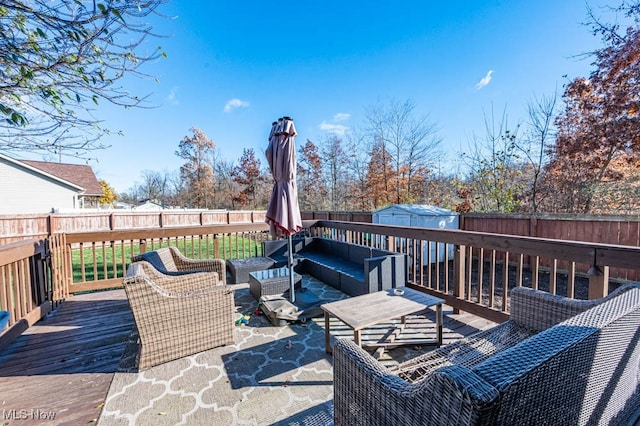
[333,284,640,426]
[123,261,235,370]
[131,246,226,284]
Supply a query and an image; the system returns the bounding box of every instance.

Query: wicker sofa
[333,283,640,426]
[131,246,226,284]
[123,261,235,370]
[263,237,406,296]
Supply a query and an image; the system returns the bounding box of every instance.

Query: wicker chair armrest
[510,283,640,331]
[153,272,222,294]
[123,273,227,296]
[333,339,498,425]
[394,320,535,383]
[169,247,226,284]
[175,258,225,273]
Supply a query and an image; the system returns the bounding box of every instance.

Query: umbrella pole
[288,234,295,303]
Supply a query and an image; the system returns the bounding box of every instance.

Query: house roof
[20,160,103,196]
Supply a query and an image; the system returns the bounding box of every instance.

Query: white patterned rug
[98,277,437,425]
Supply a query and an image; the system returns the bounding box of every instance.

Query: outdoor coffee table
[249,267,302,300]
[227,257,275,284]
[321,287,444,355]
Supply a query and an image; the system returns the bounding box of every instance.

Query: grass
[71,235,263,283]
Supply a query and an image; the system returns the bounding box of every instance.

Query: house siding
[0,159,78,214]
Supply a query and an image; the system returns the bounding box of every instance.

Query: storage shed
[372,204,459,264]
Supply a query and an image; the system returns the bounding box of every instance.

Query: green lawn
[72,235,263,283]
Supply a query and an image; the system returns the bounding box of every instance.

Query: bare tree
[0,0,169,160]
[365,99,441,204]
[517,92,558,212]
[213,159,238,210]
[344,130,373,210]
[321,136,349,210]
[462,106,524,212]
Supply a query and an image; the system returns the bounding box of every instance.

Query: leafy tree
[365,140,395,209]
[176,128,215,208]
[297,139,327,210]
[548,1,640,213]
[423,172,464,211]
[232,148,265,209]
[98,179,118,205]
[0,0,168,160]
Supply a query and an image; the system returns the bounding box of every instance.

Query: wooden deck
[0,288,495,425]
[0,290,132,425]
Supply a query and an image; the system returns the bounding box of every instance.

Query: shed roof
[373,204,458,216]
[21,160,103,196]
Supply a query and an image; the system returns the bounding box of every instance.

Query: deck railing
[4,218,640,347]
[57,223,272,293]
[308,220,640,322]
[0,238,54,348]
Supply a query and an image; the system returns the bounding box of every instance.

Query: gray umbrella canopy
[265,116,302,302]
[265,117,302,237]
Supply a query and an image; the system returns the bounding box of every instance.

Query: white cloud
[224,98,250,113]
[167,87,180,105]
[333,113,351,122]
[319,121,349,136]
[475,70,494,90]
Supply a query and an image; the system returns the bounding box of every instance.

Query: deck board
[0,290,132,425]
[0,287,495,425]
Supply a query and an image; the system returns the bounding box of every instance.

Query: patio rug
[98,277,438,426]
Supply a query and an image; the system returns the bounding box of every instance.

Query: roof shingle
[21,160,103,196]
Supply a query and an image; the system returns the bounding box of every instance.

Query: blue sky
[67,1,614,192]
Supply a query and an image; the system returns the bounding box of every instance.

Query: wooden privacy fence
[0,210,267,245]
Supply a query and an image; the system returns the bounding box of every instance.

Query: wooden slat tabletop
[321,287,444,330]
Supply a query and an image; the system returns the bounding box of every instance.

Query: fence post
[453,245,466,314]
[47,214,56,237]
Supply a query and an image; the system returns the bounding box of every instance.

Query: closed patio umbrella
[265,116,302,302]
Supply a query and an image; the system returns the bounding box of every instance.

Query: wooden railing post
[386,235,395,252]
[588,265,609,300]
[214,234,220,259]
[453,245,466,314]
